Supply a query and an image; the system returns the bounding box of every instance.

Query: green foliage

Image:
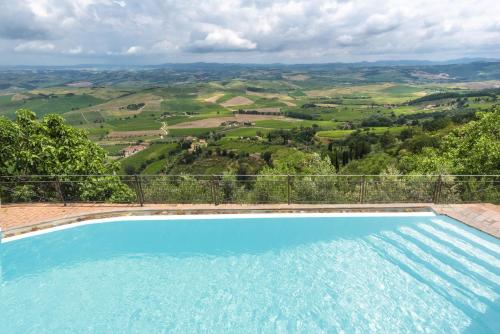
[1,109,112,175]
[407,88,500,105]
[0,109,134,202]
[249,151,339,203]
[141,175,213,203]
[126,102,145,110]
[120,142,177,174]
[260,150,336,175]
[0,94,105,119]
[341,153,395,175]
[400,111,500,174]
[422,117,451,132]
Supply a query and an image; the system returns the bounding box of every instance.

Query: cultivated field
[220,96,254,107]
[203,93,225,103]
[106,130,163,139]
[1,61,499,175]
[169,114,290,128]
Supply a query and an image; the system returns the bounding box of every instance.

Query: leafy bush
[0,109,135,202]
[400,111,499,175]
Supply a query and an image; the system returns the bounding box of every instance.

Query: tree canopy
[0,109,134,202]
[0,109,119,175]
[400,111,500,174]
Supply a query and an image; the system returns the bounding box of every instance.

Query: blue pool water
[1,214,499,333]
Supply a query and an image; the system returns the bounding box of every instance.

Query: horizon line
[2,57,500,68]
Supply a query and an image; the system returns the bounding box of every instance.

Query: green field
[2,62,497,177]
[162,98,221,114]
[100,143,129,156]
[169,127,220,137]
[0,94,105,118]
[381,85,424,95]
[168,156,237,175]
[222,127,273,137]
[213,137,283,153]
[119,142,177,173]
[316,126,407,139]
[142,158,169,174]
[254,119,301,129]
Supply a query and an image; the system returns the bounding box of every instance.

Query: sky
[1,0,499,65]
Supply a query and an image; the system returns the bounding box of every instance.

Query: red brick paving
[1,203,498,238]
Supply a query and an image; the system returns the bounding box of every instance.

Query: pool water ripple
[1,215,499,333]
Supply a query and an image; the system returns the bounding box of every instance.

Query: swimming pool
[1,213,499,333]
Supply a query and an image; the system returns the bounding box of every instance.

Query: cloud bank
[0,0,499,64]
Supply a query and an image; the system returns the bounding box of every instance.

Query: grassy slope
[316,126,407,139]
[119,142,177,173]
[0,94,105,118]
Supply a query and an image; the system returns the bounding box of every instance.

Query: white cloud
[152,39,179,52]
[1,0,500,63]
[336,34,354,47]
[362,12,401,35]
[188,27,257,52]
[67,46,83,54]
[126,45,143,54]
[14,41,55,52]
[113,1,126,7]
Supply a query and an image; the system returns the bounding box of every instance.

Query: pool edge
[2,207,436,242]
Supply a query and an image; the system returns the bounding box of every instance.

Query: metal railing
[0,174,498,205]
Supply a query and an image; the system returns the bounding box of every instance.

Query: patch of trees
[361,114,394,127]
[261,151,273,166]
[407,88,500,105]
[1,109,134,202]
[401,134,439,153]
[36,93,58,99]
[400,110,500,174]
[325,131,377,170]
[285,111,320,120]
[422,117,451,131]
[301,103,317,108]
[326,126,409,171]
[117,91,135,98]
[126,103,145,110]
[246,86,267,92]
[451,111,476,124]
[235,109,282,115]
[395,110,478,126]
[267,126,318,145]
[316,98,342,104]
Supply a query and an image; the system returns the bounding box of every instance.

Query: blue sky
[1,0,499,65]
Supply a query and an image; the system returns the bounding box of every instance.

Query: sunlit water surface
[1,215,499,333]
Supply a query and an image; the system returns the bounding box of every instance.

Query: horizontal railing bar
[1,174,499,178]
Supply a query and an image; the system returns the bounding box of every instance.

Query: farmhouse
[220,120,241,127]
[122,144,147,157]
[187,138,207,152]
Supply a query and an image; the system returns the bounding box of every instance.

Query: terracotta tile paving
[1,202,499,238]
[433,203,500,238]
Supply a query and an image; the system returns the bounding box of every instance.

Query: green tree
[380,131,396,149]
[400,111,500,174]
[341,152,395,175]
[0,109,134,202]
[251,151,339,203]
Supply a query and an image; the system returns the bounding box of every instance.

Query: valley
[1,62,499,176]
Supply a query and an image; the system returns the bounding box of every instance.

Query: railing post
[433,174,442,204]
[211,176,218,206]
[287,175,291,205]
[359,175,366,204]
[134,175,144,206]
[55,176,66,206]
